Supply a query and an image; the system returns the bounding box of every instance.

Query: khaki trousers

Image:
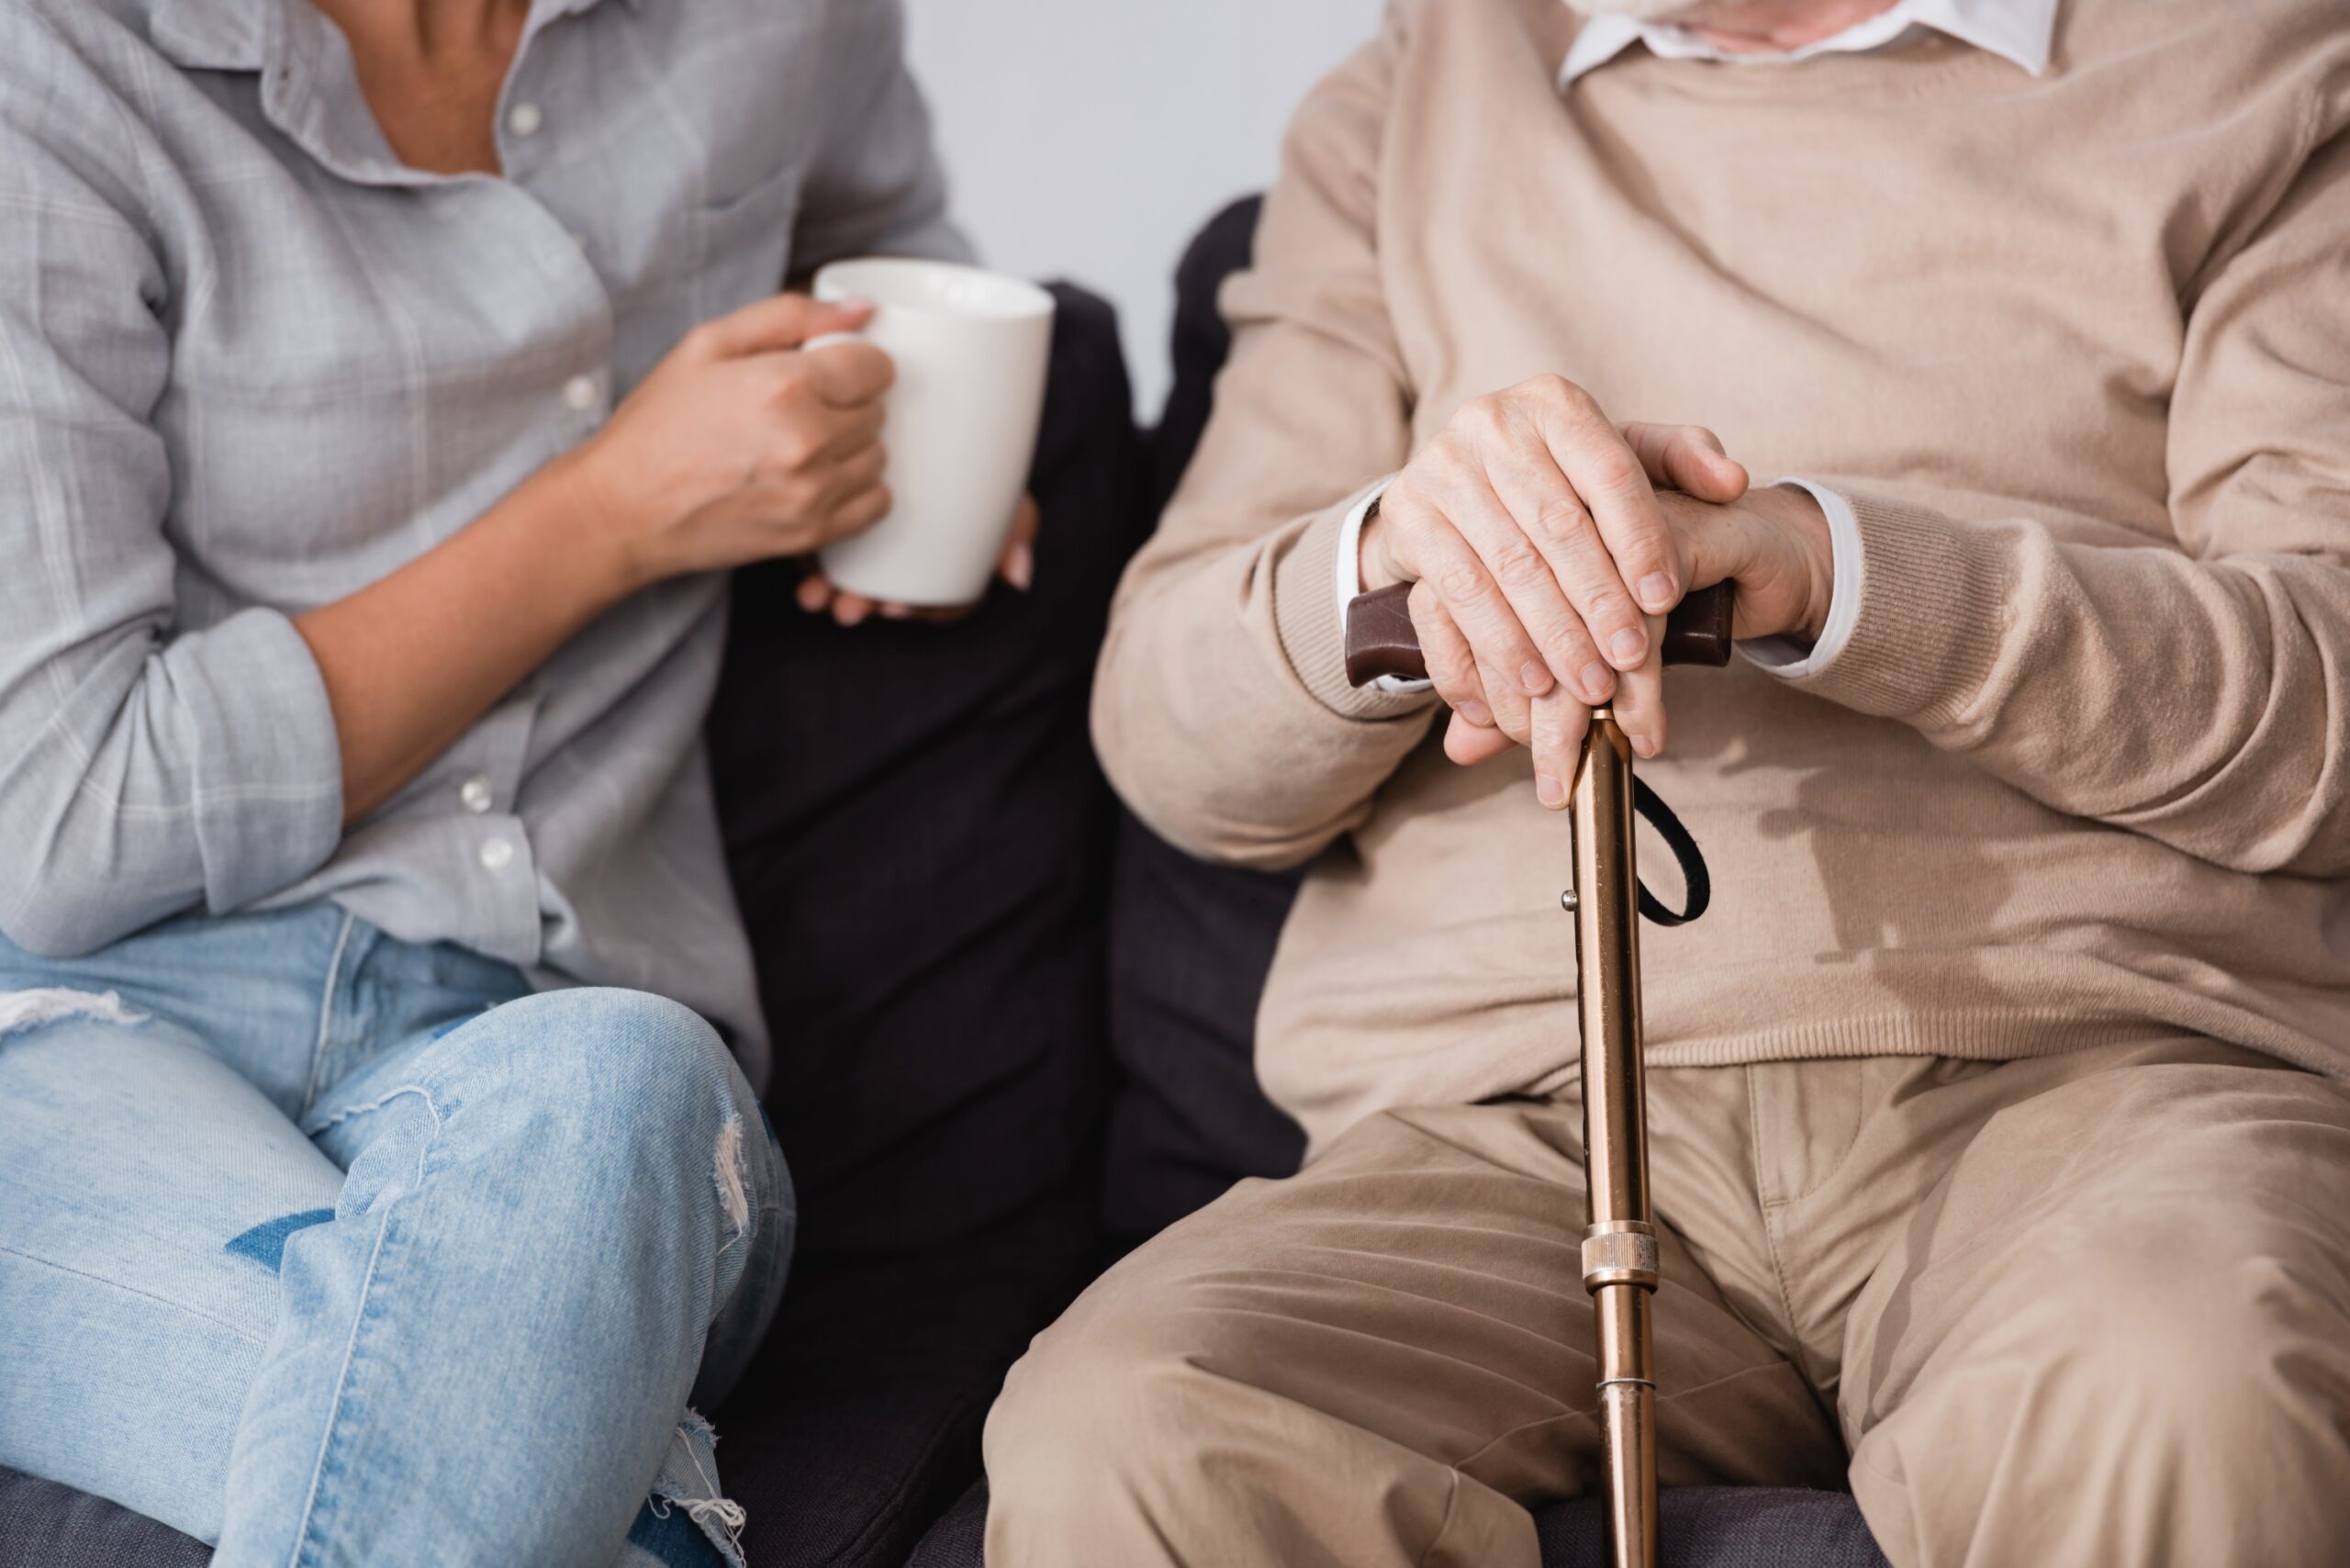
[984,1040,2350,1567]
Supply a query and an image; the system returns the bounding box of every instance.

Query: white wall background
[902,0,1383,418]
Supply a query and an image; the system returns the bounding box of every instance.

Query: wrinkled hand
[796,493,1039,624]
[1358,375,1832,804]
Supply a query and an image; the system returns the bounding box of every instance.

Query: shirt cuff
[1739,478,1861,678]
[1333,477,1432,694]
[170,606,347,913]
[1271,478,1437,721]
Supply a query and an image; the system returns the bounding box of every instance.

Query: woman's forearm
[295,454,635,823]
[296,291,893,825]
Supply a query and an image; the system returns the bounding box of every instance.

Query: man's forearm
[1775,486,2350,877]
[1092,498,1438,870]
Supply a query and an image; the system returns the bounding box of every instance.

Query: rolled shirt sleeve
[0,80,342,958]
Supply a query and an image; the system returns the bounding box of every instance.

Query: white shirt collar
[1560,0,2057,90]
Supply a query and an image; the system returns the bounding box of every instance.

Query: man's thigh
[986,1100,1842,1568]
[0,1008,342,1542]
[1830,1041,2350,1568]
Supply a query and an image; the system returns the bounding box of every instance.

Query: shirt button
[507,102,543,138]
[562,374,599,412]
[478,837,516,874]
[459,775,495,814]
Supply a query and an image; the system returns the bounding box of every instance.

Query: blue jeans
[0,904,792,1568]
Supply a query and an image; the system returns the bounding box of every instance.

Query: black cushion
[0,1468,207,1568]
[1101,811,1304,1246]
[1098,194,1310,1251]
[709,280,1146,1261]
[706,282,1147,1568]
[909,1479,1889,1568]
[715,1186,1098,1568]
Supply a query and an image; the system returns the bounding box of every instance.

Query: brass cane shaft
[1572,710,1659,1568]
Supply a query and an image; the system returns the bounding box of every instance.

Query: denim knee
[454,987,750,1170]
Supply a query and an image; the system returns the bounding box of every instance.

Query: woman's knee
[451,988,760,1182]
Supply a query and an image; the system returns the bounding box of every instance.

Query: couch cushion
[1098,194,1311,1250]
[708,281,1145,1261]
[716,1186,1096,1568]
[0,1467,207,1568]
[908,1479,1891,1568]
[1100,811,1305,1246]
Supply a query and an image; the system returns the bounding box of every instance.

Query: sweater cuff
[1772,488,2011,725]
[1274,487,1443,722]
[169,606,347,912]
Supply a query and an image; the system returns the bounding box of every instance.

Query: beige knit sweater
[1092,0,2350,1154]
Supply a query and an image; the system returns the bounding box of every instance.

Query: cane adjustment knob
[1581,1222,1661,1292]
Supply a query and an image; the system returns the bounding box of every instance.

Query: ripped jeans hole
[712,1115,749,1237]
[0,988,147,1041]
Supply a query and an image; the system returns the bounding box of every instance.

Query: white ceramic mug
[808,258,1056,606]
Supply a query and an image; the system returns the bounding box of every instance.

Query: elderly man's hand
[1359,375,1832,804]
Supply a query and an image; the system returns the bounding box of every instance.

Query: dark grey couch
[0,199,1885,1568]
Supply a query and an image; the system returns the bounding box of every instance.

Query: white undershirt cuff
[1739,478,1861,678]
[1333,477,1430,693]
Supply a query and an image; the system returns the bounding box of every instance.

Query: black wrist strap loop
[1632,778,1710,927]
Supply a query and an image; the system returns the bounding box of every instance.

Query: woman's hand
[561,292,898,593]
[1357,375,1833,803]
[795,493,1039,625]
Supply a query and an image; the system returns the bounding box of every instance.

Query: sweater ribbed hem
[1274,500,1445,722]
[1781,490,2011,729]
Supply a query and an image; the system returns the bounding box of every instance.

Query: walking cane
[1345,566,1734,1568]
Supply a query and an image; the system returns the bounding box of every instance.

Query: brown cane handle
[1345,579,1738,687]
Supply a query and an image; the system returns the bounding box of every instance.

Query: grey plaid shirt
[0,0,969,1085]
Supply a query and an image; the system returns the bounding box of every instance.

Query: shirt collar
[146,0,631,187]
[1560,0,2057,90]
[148,0,632,73]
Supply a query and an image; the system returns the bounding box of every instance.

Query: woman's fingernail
[1609,628,1646,666]
[880,601,912,620]
[1004,542,1035,590]
[1580,663,1612,702]
[1460,699,1494,727]
[1520,660,1552,696]
[1537,773,1565,808]
[1639,572,1676,611]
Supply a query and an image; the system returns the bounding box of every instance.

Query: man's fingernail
[1630,733,1659,758]
[1639,572,1676,610]
[1519,661,1551,696]
[1460,699,1493,727]
[1580,663,1612,702]
[1609,628,1646,666]
[1004,542,1035,590]
[1537,773,1565,807]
